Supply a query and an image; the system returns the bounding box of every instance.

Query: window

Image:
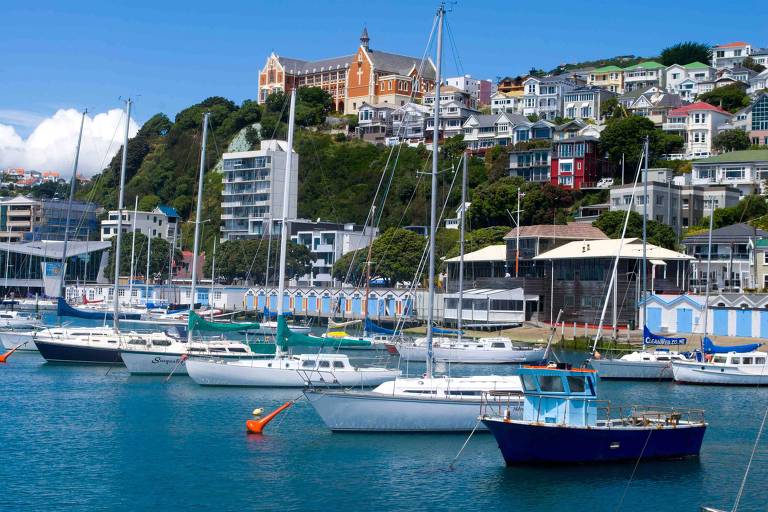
[567,376,585,393]
[539,375,564,392]
[521,374,537,391]
[333,361,345,369]
[319,360,331,368]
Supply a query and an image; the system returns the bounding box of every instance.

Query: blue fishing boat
[481,364,707,465]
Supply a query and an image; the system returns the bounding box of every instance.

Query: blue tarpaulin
[643,326,686,345]
[703,336,761,354]
[57,297,142,321]
[364,317,398,335]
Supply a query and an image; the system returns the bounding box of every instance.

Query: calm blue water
[2,319,767,511]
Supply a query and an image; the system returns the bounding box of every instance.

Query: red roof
[714,41,748,48]
[668,102,732,117]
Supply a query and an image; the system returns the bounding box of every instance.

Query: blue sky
[1,0,767,134]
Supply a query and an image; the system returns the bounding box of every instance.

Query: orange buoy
[246,401,294,434]
[0,342,26,364]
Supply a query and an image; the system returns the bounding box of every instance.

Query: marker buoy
[0,342,26,364]
[246,401,293,434]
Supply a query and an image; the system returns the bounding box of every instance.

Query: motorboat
[185,352,400,387]
[672,351,768,385]
[392,336,546,364]
[305,374,523,432]
[481,364,707,464]
[0,310,42,329]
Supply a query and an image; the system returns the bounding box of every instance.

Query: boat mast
[210,237,217,320]
[701,196,715,342]
[275,90,297,358]
[59,109,87,297]
[641,135,649,346]
[113,98,132,332]
[363,206,376,335]
[188,112,210,343]
[426,3,444,379]
[456,152,467,343]
[127,195,138,306]
[145,233,151,305]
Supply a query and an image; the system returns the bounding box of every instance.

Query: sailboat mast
[145,234,151,305]
[128,195,138,306]
[641,135,649,343]
[210,237,217,320]
[363,206,376,333]
[275,90,297,357]
[188,112,210,343]
[113,98,132,332]
[457,152,467,343]
[701,197,715,340]
[426,3,444,379]
[59,109,87,296]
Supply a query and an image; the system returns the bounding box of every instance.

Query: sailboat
[588,137,692,379]
[33,100,176,364]
[304,6,528,431]
[184,90,401,388]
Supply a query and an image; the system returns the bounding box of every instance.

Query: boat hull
[119,350,272,375]
[672,361,768,385]
[397,345,546,364]
[0,331,39,352]
[34,339,122,365]
[590,358,673,380]
[483,419,706,464]
[305,389,522,432]
[185,359,399,387]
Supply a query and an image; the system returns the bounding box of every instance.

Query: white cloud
[0,108,140,176]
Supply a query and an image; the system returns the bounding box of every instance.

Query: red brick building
[550,136,609,190]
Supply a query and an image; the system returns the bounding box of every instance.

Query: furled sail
[57,297,141,320]
[364,317,398,335]
[328,319,361,329]
[188,310,260,332]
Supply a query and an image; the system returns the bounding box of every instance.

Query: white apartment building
[712,42,753,69]
[490,92,523,114]
[0,196,40,243]
[522,76,576,121]
[662,102,733,159]
[100,206,179,242]
[425,100,479,140]
[462,112,530,152]
[220,140,298,241]
[423,86,473,109]
[562,86,616,121]
[691,150,768,197]
[445,75,492,107]
[289,220,378,287]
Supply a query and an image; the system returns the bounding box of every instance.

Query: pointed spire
[360,26,370,50]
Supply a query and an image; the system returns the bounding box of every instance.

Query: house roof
[682,62,710,69]
[0,240,110,259]
[367,49,436,80]
[693,149,768,165]
[668,101,732,117]
[503,223,607,241]
[624,61,665,70]
[277,54,353,73]
[533,238,692,261]
[683,223,768,243]
[444,244,506,263]
[155,204,179,218]
[1,195,38,205]
[593,65,623,72]
[714,42,749,48]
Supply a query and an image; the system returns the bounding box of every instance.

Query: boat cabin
[296,354,352,371]
[709,352,766,366]
[518,365,598,427]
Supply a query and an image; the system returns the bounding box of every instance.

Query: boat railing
[597,404,706,426]
[479,391,525,419]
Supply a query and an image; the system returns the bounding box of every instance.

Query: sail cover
[703,336,762,354]
[433,325,463,335]
[643,326,686,345]
[328,319,361,329]
[277,316,370,350]
[188,311,260,332]
[364,317,398,335]
[57,297,141,320]
[263,307,292,319]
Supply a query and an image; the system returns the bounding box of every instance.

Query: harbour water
[1,323,767,511]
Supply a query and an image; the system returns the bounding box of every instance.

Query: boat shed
[443,287,535,327]
[533,238,692,326]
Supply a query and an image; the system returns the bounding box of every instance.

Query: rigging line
[448,419,481,470]
[444,17,465,77]
[613,428,654,512]
[730,404,768,510]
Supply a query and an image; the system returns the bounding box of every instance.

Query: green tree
[659,41,711,66]
[713,129,752,152]
[138,195,160,211]
[468,177,574,228]
[204,239,313,284]
[599,116,683,168]
[742,57,766,73]
[698,84,751,113]
[485,145,511,182]
[697,195,768,230]
[104,233,180,282]
[444,226,511,259]
[600,97,627,121]
[593,210,678,249]
[333,228,426,286]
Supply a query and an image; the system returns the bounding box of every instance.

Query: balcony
[662,122,686,131]
[314,244,334,253]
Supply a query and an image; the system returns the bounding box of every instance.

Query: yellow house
[587,65,624,93]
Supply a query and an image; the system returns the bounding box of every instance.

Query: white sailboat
[589,137,690,379]
[305,7,526,431]
[185,90,400,388]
